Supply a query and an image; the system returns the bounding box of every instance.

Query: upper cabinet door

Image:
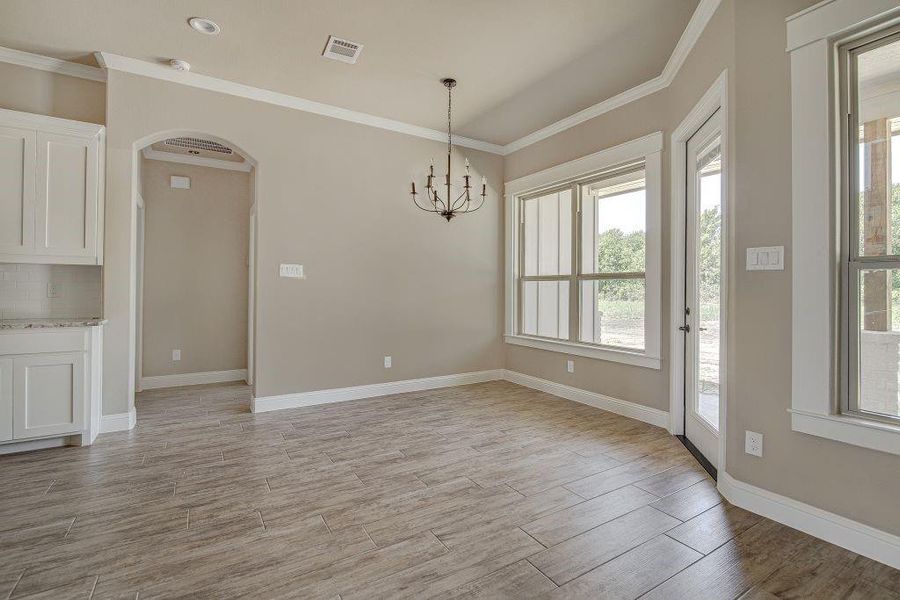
[34,132,99,261]
[0,126,36,255]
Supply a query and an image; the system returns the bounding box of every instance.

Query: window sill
[789,409,900,456]
[504,335,661,369]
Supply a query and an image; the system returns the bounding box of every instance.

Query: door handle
[678,325,690,332]
[699,327,708,331]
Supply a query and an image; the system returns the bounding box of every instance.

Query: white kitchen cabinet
[0,108,104,265]
[0,358,12,442]
[13,351,85,439]
[0,326,102,452]
[0,125,35,256]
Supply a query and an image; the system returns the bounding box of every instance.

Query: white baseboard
[718,472,900,570]
[251,369,506,413]
[100,407,137,433]
[504,370,670,429]
[141,369,247,390]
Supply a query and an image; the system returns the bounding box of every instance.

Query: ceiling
[0,0,699,145]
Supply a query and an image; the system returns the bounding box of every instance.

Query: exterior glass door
[684,109,723,469]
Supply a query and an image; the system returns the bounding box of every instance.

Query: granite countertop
[0,318,107,330]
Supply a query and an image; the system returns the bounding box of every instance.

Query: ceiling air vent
[322,35,363,64]
[163,137,233,155]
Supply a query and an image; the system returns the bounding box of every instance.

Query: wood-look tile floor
[1,381,897,599]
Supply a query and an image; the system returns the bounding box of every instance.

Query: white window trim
[789,0,900,456]
[504,132,663,370]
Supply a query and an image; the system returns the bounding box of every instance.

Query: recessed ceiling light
[169,59,191,72]
[188,17,221,35]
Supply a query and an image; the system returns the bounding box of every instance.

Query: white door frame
[130,130,260,409]
[247,199,257,386]
[135,195,145,393]
[669,70,730,472]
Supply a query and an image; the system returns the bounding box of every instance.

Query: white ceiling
[0,0,699,145]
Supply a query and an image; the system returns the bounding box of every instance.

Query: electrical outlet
[46,283,59,298]
[745,430,763,457]
[384,356,392,368]
[172,349,181,361]
[566,360,574,373]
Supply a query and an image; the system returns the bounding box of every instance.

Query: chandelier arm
[430,189,448,212]
[412,194,440,213]
[450,190,469,212]
[459,194,486,214]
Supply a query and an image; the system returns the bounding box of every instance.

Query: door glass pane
[522,280,569,339]
[696,137,722,430]
[580,169,646,274]
[855,37,900,258]
[523,190,572,276]
[578,279,644,350]
[858,268,900,418]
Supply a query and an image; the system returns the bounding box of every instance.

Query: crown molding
[502,0,722,154]
[95,52,506,156]
[0,46,106,82]
[142,147,252,172]
[0,0,720,156]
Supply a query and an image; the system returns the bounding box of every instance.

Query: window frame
[839,24,900,425]
[504,132,662,369]
[788,0,900,457]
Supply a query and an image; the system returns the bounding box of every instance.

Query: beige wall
[103,70,505,414]
[504,0,737,412]
[0,62,105,124]
[140,159,250,377]
[505,0,900,536]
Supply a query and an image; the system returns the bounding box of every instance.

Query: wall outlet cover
[566,360,574,373]
[172,349,181,361]
[384,356,392,368]
[745,430,763,457]
[46,283,59,298]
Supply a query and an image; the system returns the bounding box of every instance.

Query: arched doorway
[129,131,259,417]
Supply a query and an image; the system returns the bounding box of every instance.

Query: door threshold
[676,434,717,481]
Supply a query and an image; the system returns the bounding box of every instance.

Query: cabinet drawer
[0,329,88,355]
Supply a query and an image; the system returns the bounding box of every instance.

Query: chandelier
[410,78,486,221]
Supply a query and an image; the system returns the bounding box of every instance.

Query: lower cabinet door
[13,352,85,439]
[0,358,12,442]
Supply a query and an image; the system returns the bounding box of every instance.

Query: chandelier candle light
[410,78,487,221]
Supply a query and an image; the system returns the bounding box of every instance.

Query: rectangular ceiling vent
[323,35,363,64]
[164,137,233,155]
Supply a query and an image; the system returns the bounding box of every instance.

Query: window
[505,133,661,368]
[841,26,900,423]
[788,0,900,455]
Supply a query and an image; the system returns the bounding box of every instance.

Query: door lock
[679,324,691,332]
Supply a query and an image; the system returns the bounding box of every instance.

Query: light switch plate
[746,246,784,271]
[279,264,305,279]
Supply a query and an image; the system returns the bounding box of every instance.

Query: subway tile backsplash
[0,263,102,319]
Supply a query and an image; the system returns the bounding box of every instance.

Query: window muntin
[518,165,649,353]
[843,28,900,421]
